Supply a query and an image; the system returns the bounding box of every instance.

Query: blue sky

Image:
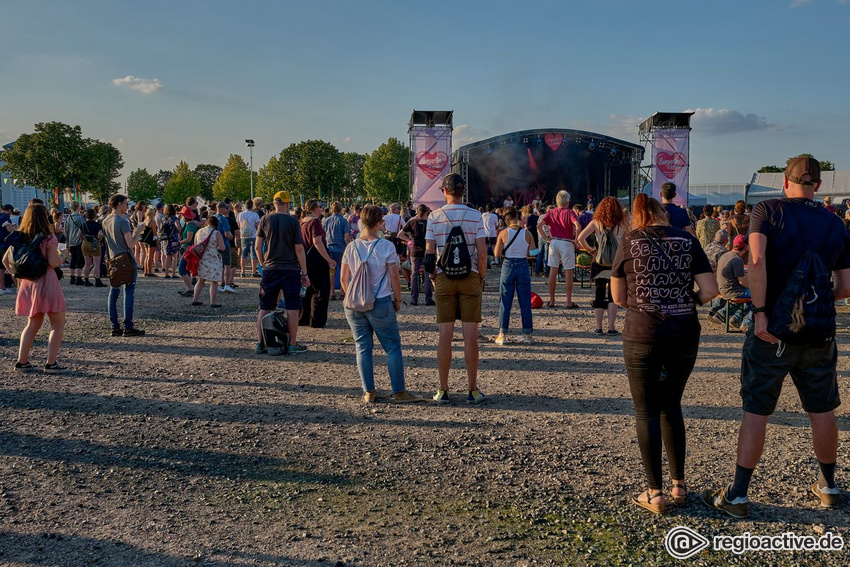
[1,0,848,186]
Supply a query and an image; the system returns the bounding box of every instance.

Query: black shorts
[259,268,302,311]
[740,331,840,415]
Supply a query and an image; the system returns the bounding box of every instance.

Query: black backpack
[595,227,618,267]
[158,220,173,240]
[767,206,836,346]
[5,231,48,280]
[437,221,472,279]
[261,311,290,355]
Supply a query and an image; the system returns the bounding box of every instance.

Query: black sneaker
[111,327,123,337]
[122,328,146,337]
[44,362,67,374]
[15,362,34,373]
[84,279,93,287]
[75,278,86,286]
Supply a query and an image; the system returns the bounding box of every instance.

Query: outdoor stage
[452,129,643,207]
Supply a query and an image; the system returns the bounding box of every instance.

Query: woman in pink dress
[2,204,68,373]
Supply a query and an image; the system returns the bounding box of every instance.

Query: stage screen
[461,133,637,208]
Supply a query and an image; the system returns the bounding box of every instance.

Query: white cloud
[112,75,163,94]
[790,0,813,7]
[604,115,642,142]
[452,124,491,150]
[685,108,780,135]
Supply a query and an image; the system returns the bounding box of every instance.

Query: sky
[1,0,849,188]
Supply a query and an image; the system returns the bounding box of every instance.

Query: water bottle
[299,284,307,297]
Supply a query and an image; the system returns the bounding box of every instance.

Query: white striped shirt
[425,204,486,274]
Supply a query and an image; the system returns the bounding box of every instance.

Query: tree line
[1,121,412,207]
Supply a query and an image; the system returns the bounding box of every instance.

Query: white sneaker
[521,333,533,345]
[494,332,506,346]
[223,285,236,294]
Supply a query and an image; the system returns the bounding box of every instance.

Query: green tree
[212,154,253,202]
[342,152,367,202]
[127,168,159,203]
[155,169,173,194]
[266,140,345,205]
[81,140,124,205]
[363,138,410,204]
[194,164,222,201]
[0,121,88,199]
[759,155,836,174]
[256,155,284,202]
[757,165,784,173]
[162,161,201,205]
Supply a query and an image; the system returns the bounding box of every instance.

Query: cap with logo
[273,190,291,204]
[785,157,821,186]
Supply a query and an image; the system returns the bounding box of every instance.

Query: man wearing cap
[714,235,752,331]
[704,156,850,518]
[0,204,16,295]
[254,190,309,355]
[424,173,488,405]
[176,206,202,296]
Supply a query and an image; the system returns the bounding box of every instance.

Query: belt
[551,237,573,241]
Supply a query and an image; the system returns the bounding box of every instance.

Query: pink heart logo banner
[650,128,691,207]
[416,151,448,180]
[544,133,563,152]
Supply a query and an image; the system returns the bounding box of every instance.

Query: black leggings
[592,277,613,309]
[299,255,330,328]
[622,338,699,489]
[69,245,84,270]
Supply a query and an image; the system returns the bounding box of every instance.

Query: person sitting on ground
[341,205,420,404]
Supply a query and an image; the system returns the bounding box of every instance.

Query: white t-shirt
[237,210,260,238]
[481,212,499,238]
[383,213,404,234]
[503,197,514,208]
[341,238,398,299]
[425,204,487,275]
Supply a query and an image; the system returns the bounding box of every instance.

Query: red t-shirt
[541,208,579,239]
[301,218,327,252]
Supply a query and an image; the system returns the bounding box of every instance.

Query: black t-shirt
[401,217,428,258]
[665,203,693,231]
[611,225,712,343]
[526,214,539,245]
[256,212,303,271]
[227,211,238,246]
[749,198,850,315]
[84,220,102,238]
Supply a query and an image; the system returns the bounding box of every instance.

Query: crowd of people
[1,155,847,517]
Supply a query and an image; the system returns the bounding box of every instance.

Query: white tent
[746,171,850,205]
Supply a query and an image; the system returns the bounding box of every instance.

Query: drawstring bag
[343,240,385,312]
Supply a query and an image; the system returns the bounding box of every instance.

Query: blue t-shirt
[322,214,351,254]
[665,203,693,231]
[215,213,230,250]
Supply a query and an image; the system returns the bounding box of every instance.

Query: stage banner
[650,128,690,207]
[411,126,451,209]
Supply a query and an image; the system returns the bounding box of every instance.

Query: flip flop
[564,303,579,309]
[632,490,666,515]
[545,302,556,309]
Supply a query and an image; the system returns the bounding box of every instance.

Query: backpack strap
[781,202,834,254]
[502,227,523,254]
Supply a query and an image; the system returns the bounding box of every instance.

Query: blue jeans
[535,242,548,274]
[329,249,344,291]
[410,256,432,303]
[499,257,533,334]
[108,270,137,329]
[344,295,405,393]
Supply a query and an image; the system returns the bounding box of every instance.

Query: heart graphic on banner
[544,133,563,152]
[656,152,687,179]
[416,151,448,179]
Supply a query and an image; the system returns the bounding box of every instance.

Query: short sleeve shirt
[237,210,260,238]
[322,214,351,253]
[541,208,579,239]
[0,213,12,245]
[749,198,850,314]
[215,214,231,249]
[341,238,398,299]
[102,214,133,258]
[426,204,486,274]
[664,204,693,231]
[256,212,303,271]
[716,251,747,298]
[611,225,712,343]
[301,218,326,253]
[402,217,428,258]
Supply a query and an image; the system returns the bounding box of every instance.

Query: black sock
[818,461,836,490]
[727,465,755,501]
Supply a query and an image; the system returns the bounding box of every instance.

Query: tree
[155,169,173,194]
[265,140,345,205]
[757,165,784,173]
[212,154,253,202]
[256,155,283,202]
[363,138,410,204]
[194,164,222,202]
[81,140,124,205]
[0,121,88,197]
[758,154,836,174]
[342,152,367,202]
[162,161,201,205]
[127,168,159,203]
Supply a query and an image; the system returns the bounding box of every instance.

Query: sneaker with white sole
[467,389,487,405]
[701,486,749,519]
[433,390,449,404]
[223,285,236,293]
[494,332,507,346]
[44,362,67,374]
[812,482,841,508]
[521,333,533,344]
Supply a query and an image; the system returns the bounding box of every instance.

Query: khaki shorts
[230,246,240,267]
[434,272,483,324]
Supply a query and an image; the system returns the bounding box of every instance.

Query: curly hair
[592,196,625,228]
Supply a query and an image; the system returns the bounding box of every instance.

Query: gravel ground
[1,270,849,566]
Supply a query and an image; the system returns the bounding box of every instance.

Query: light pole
[245,139,255,201]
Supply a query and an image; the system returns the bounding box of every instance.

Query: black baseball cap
[442,173,465,191]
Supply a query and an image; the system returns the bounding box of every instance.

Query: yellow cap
[273,190,291,204]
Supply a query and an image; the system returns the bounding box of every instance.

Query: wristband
[752,306,767,314]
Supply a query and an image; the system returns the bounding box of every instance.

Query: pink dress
[15,234,67,317]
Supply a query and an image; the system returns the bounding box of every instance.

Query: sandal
[632,490,666,515]
[564,303,580,309]
[671,481,688,506]
[545,302,556,309]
